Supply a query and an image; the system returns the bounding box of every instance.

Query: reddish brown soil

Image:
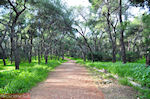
[30,60,104,99]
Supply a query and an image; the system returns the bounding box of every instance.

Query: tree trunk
[29,36,33,63]
[10,37,13,64]
[35,49,37,60]
[106,9,116,63]
[45,56,48,64]
[15,44,20,70]
[38,47,41,64]
[11,26,20,70]
[146,54,150,67]
[112,45,116,62]
[40,40,43,59]
[82,52,86,62]
[119,0,126,64]
[0,45,6,66]
[44,49,48,64]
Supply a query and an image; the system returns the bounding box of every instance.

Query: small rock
[103,79,112,84]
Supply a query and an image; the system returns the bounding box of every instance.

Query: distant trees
[130,0,150,66]
[63,0,149,66]
[0,0,73,69]
[0,0,149,68]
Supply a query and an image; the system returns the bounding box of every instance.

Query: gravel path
[30,60,104,99]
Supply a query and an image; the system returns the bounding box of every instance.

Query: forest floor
[30,59,137,99]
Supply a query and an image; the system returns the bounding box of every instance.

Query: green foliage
[87,52,112,62]
[135,58,146,63]
[118,78,130,86]
[142,14,150,45]
[126,51,139,62]
[130,0,150,10]
[0,59,66,93]
[87,52,102,61]
[0,0,7,6]
[76,59,150,88]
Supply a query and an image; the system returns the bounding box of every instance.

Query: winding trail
[30,60,104,99]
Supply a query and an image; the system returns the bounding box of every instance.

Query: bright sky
[65,0,148,21]
[65,0,90,7]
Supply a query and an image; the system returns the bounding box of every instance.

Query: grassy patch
[118,78,130,86]
[0,59,66,94]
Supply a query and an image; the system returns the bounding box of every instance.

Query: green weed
[0,59,66,94]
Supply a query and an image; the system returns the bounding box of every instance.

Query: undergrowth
[0,59,66,93]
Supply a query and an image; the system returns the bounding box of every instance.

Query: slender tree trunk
[61,49,64,60]
[11,26,20,69]
[146,54,150,67]
[112,45,116,62]
[0,45,6,66]
[45,56,48,64]
[15,51,20,69]
[10,37,13,64]
[29,36,33,63]
[84,37,94,62]
[106,9,116,63]
[82,52,86,62]
[119,0,126,64]
[15,42,20,70]
[35,49,37,60]
[41,43,43,59]
[44,49,48,64]
[38,46,41,64]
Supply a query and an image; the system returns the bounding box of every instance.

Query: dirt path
[30,60,104,99]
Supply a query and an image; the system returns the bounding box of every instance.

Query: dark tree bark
[14,38,20,69]
[0,45,6,66]
[44,49,49,64]
[105,8,116,63]
[29,35,33,63]
[40,42,43,58]
[8,0,27,69]
[146,54,150,67]
[80,34,94,62]
[15,48,20,69]
[119,0,126,64]
[38,46,41,64]
[10,37,13,64]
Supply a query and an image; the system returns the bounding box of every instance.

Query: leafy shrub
[102,55,112,62]
[87,52,112,62]
[126,51,139,62]
[87,52,103,61]
[0,59,66,94]
[135,57,146,63]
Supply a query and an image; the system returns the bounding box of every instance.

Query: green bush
[87,52,112,62]
[76,59,150,88]
[126,51,139,62]
[0,59,66,94]
[87,52,103,61]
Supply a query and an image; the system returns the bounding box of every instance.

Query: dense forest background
[0,0,149,69]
